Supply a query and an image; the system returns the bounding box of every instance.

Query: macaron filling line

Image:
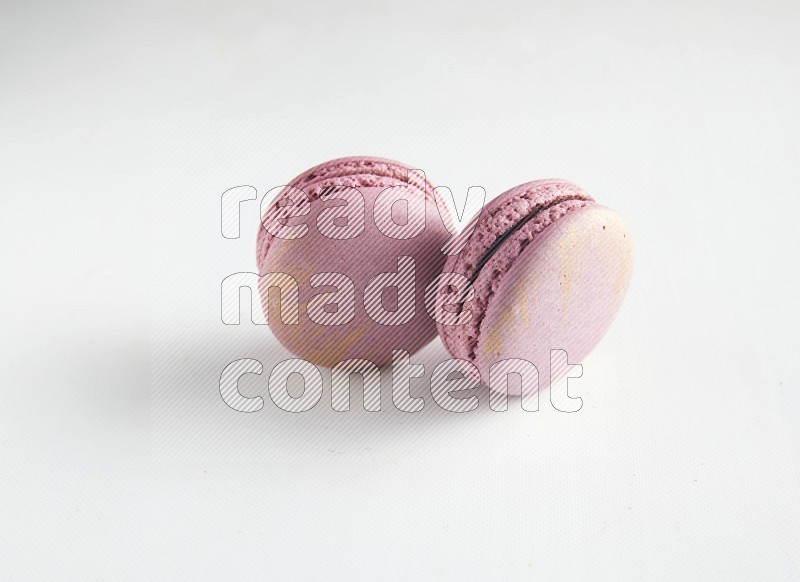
[451,195,595,362]
[466,196,590,286]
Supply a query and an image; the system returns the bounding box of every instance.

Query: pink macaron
[436,179,634,395]
[257,156,453,368]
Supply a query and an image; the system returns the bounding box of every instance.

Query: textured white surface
[1,0,799,579]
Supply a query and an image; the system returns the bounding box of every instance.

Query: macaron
[436,179,634,395]
[257,156,453,368]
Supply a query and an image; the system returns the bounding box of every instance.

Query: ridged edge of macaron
[286,156,435,194]
[437,179,595,362]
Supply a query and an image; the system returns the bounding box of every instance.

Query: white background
[1,0,799,579]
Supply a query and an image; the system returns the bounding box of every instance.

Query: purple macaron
[257,156,453,368]
[436,179,634,394]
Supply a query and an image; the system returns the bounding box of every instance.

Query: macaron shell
[257,156,450,264]
[474,205,634,394]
